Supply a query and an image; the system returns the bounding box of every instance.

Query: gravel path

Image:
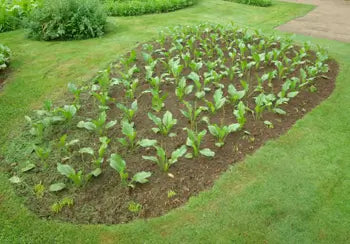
[278,0,350,42]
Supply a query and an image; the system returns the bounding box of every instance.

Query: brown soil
[11,33,338,225]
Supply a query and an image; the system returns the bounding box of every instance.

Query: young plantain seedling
[77,111,117,136]
[57,163,83,187]
[207,122,240,147]
[227,84,246,105]
[116,100,138,122]
[233,101,247,128]
[188,72,205,99]
[205,89,226,114]
[142,145,187,172]
[109,153,152,188]
[180,101,207,129]
[175,77,193,101]
[118,120,137,149]
[185,129,215,158]
[148,111,177,136]
[151,89,167,112]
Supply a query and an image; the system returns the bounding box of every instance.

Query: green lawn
[1,0,350,243]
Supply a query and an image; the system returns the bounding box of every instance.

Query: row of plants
[102,0,197,16]
[0,43,11,71]
[9,23,330,222]
[225,0,272,7]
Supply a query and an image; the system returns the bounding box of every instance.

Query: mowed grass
[1,0,350,243]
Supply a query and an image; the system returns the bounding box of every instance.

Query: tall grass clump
[26,0,107,41]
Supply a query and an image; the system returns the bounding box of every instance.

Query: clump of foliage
[26,0,107,41]
[102,0,197,16]
[0,0,41,33]
[225,0,272,7]
[0,44,11,71]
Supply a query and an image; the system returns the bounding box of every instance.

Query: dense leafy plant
[26,0,107,40]
[103,0,197,17]
[0,43,11,71]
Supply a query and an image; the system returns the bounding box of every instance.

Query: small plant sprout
[34,145,50,168]
[254,93,276,119]
[188,72,205,99]
[167,190,177,198]
[227,84,246,105]
[207,122,240,147]
[116,100,138,122]
[233,101,247,128]
[55,105,77,122]
[151,89,167,112]
[264,120,274,129]
[205,89,226,114]
[109,154,152,188]
[118,120,137,149]
[57,134,79,154]
[185,129,215,158]
[77,111,117,136]
[57,163,83,187]
[142,145,187,172]
[34,183,45,199]
[148,111,177,136]
[175,77,193,101]
[168,58,184,83]
[51,197,74,214]
[68,83,82,106]
[180,101,208,129]
[128,201,142,213]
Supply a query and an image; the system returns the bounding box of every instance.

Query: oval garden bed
[7,23,338,224]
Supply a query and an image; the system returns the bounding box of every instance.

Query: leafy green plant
[77,111,117,136]
[205,89,226,114]
[116,100,138,122]
[118,120,137,148]
[0,43,11,70]
[233,101,247,128]
[57,163,83,187]
[148,111,177,136]
[109,153,151,188]
[27,0,107,40]
[142,145,187,172]
[207,121,240,147]
[151,89,167,112]
[227,84,246,105]
[51,197,74,214]
[175,77,193,101]
[186,129,215,158]
[34,183,45,199]
[180,101,207,129]
[128,201,142,213]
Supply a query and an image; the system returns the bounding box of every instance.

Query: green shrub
[0,0,41,33]
[0,44,11,71]
[225,0,272,7]
[103,0,197,16]
[26,0,107,41]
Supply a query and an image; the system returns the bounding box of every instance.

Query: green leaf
[21,163,36,172]
[228,123,241,132]
[273,108,287,115]
[106,120,117,129]
[90,168,102,177]
[200,148,215,157]
[77,121,96,131]
[79,147,94,156]
[132,171,152,184]
[109,154,126,173]
[170,145,187,164]
[138,139,157,147]
[57,163,75,177]
[142,156,158,163]
[9,176,21,184]
[49,183,66,192]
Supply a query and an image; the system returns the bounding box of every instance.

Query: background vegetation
[26,0,107,40]
[225,0,272,7]
[103,0,197,16]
